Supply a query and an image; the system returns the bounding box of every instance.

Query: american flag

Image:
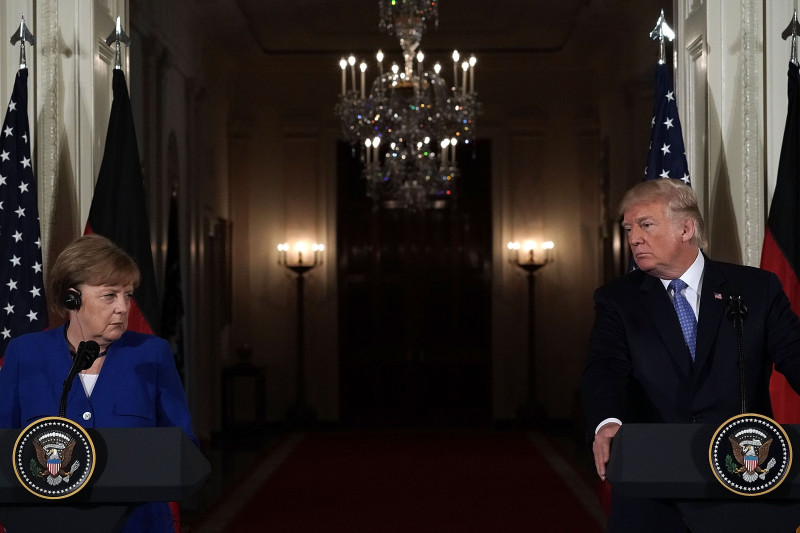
[643,63,691,185]
[0,69,48,358]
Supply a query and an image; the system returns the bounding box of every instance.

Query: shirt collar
[660,249,704,294]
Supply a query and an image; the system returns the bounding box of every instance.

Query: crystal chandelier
[336,0,479,209]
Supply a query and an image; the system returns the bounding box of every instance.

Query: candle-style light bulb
[452,50,460,90]
[434,62,441,74]
[348,55,357,98]
[339,58,348,95]
[359,61,367,98]
[469,55,477,94]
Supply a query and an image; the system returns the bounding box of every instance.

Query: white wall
[679,0,796,266]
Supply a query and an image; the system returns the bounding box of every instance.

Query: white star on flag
[0,69,48,359]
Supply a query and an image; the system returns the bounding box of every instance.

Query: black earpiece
[64,288,82,311]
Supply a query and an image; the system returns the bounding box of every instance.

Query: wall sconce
[507,238,554,424]
[277,241,325,425]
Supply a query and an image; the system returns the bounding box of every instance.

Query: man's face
[622,200,690,279]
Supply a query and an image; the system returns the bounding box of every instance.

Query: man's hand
[592,421,621,481]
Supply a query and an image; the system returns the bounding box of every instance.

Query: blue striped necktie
[669,278,697,360]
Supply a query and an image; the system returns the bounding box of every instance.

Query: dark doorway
[337,140,492,426]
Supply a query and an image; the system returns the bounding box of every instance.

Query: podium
[607,423,800,532]
[0,427,210,533]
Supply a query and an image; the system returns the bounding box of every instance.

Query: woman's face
[72,283,133,348]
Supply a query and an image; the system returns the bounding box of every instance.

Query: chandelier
[336,0,479,209]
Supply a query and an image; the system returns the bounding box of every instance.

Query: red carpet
[224,430,603,532]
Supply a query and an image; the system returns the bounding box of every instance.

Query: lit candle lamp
[359,62,367,98]
[461,61,469,95]
[339,58,347,95]
[542,241,555,262]
[452,50,460,91]
[469,56,476,94]
[376,50,384,75]
[372,136,381,163]
[277,242,289,265]
[348,55,356,95]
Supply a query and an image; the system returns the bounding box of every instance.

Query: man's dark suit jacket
[581,256,800,532]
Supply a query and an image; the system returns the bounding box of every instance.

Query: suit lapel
[638,273,693,376]
[693,259,728,372]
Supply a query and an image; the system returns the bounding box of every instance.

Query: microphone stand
[59,341,100,418]
[727,295,748,414]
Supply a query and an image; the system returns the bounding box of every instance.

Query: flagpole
[9,15,35,70]
[649,9,675,65]
[782,10,800,67]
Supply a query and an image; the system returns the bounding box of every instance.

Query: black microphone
[59,340,100,418]
[726,293,748,328]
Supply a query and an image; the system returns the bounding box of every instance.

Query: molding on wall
[740,0,763,267]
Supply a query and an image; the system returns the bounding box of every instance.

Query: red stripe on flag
[762,229,800,423]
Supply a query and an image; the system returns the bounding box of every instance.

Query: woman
[0,234,197,532]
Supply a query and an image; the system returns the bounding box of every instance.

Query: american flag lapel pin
[714,292,722,300]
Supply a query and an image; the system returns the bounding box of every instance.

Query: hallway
[183,425,604,532]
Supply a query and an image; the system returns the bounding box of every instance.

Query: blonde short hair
[49,234,140,317]
[618,179,704,247]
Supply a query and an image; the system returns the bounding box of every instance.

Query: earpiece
[64,288,82,311]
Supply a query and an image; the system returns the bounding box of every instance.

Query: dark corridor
[337,140,493,426]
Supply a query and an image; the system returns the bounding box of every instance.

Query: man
[581,178,800,532]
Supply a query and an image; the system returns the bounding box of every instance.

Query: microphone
[726,292,748,328]
[59,340,100,418]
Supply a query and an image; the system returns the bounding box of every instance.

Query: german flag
[761,62,800,424]
[85,69,159,335]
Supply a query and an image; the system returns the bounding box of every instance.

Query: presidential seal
[12,416,96,499]
[709,413,792,496]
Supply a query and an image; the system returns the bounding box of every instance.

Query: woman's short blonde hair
[49,234,140,317]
